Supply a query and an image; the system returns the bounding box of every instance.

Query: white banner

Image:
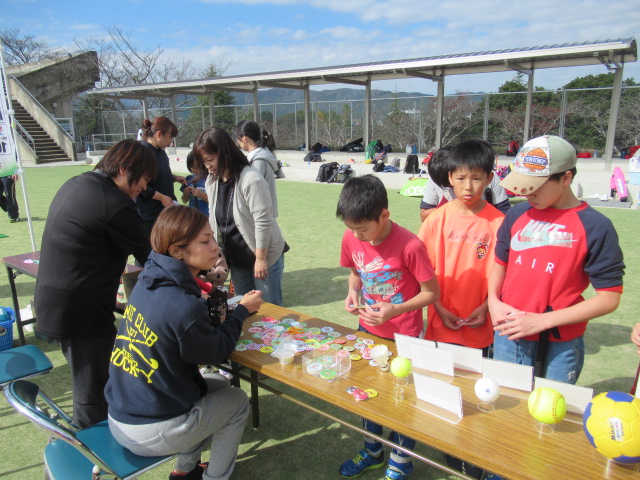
[0,62,17,177]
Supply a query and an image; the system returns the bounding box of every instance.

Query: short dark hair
[448,140,495,175]
[549,167,578,182]
[193,127,249,183]
[336,174,388,223]
[151,205,210,256]
[427,145,454,188]
[94,139,157,185]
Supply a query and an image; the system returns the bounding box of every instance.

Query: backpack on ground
[274,161,285,179]
[310,142,323,153]
[392,157,401,170]
[372,161,385,172]
[328,164,353,184]
[404,154,419,174]
[316,162,340,182]
[304,152,323,162]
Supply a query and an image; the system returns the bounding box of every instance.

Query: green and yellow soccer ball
[583,391,640,464]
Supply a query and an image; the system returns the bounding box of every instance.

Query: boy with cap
[488,135,625,384]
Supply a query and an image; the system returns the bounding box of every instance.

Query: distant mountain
[231,87,432,105]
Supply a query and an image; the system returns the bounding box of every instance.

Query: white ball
[474,377,500,403]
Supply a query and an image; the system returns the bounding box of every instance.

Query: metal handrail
[14,119,36,154]
[9,75,74,140]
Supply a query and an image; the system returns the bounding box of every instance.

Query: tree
[180,62,237,144]
[562,73,639,150]
[0,28,64,65]
[73,25,202,144]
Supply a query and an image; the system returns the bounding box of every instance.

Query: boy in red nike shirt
[488,135,625,384]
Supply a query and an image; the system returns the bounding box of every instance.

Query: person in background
[0,173,20,222]
[106,205,262,480]
[35,139,157,428]
[193,126,286,306]
[136,117,187,242]
[181,152,209,215]
[233,120,279,217]
[420,144,510,222]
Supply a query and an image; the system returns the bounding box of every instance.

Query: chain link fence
[78,85,640,156]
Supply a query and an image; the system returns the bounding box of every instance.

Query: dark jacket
[105,251,249,424]
[135,141,176,222]
[35,171,149,339]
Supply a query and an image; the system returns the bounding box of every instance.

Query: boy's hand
[439,309,463,330]
[488,299,521,327]
[632,322,640,354]
[359,302,394,326]
[494,311,546,339]
[464,304,488,328]
[239,290,262,314]
[344,293,361,316]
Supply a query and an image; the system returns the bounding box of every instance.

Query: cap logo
[522,148,549,171]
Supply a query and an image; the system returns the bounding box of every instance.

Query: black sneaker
[9,217,19,223]
[168,462,208,480]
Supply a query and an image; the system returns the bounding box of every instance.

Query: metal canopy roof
[88,38,637,98]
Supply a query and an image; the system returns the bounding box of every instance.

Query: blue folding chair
[0,344,53,388]
[5,380,175,480]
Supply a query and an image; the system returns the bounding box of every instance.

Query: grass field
[0,165,638,479]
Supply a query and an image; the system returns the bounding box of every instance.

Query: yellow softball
[528,387,567,424]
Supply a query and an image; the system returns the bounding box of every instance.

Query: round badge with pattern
[306,362,323,374]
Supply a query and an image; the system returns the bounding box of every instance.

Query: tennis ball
[528,387,567,424]
[390,356,412,378]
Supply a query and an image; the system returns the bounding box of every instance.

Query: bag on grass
[316,162,340,182]
[328,164,353,183]
[399,177,428,197]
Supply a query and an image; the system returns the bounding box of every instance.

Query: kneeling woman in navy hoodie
[105,205,262,480]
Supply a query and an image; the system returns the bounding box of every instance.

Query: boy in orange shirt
[418,140,504,352]
[417,140,504,478]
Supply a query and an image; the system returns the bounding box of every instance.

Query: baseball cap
[500,135,577,195]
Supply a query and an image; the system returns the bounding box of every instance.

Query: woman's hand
[254,258,268,279]
[239,290,263,314]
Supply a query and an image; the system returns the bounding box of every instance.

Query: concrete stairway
[12,100,71,163]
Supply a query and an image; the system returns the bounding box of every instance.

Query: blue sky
[4,0,639,95]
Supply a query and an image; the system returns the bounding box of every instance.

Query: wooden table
[2,251,143,346]
[229,303,636,480]
[3,252,40,345]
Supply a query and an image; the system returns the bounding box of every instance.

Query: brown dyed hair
[193,126,249,183]
[141,116,178,140]
[150,205,210,256]
[94,139,157,185]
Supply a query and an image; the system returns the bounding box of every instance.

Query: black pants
[0,176,18,220]
[59,335,115,428]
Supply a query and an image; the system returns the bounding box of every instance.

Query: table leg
[250,369,260,430]
[5,266,26,346]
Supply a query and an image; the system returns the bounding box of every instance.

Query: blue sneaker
[384,459,414,480]
[340,449,385,478]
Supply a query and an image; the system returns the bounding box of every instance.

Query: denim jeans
[230,254,284,306]
[493,332,585,384]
